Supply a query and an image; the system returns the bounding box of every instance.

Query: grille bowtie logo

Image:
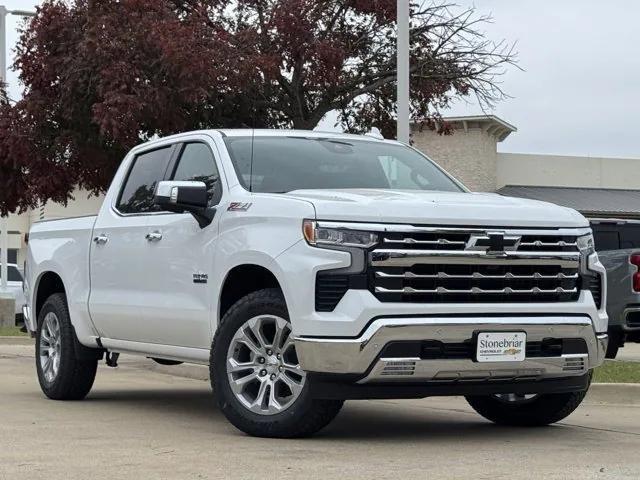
[465,232,521,254]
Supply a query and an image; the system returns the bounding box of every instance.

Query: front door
[135,141,224,348]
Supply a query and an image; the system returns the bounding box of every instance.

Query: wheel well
[219,265,281,321]
[35,272,66,321]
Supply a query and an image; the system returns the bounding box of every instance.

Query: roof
[411,115,517,142]
[497,185,640,218]
[136,128,400,151]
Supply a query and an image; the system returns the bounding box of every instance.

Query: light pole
[0,5,36,293]
[397,0,410,144]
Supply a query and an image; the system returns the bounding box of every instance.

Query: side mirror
[154,181,215,228]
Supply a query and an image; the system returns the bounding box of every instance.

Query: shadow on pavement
[81,387,577,441]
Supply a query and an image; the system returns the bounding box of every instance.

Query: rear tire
[466,375,591,426]
[605,331,622,359]
[35,293,98,400]
[211,288,343,438]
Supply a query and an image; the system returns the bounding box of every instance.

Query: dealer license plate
[476,332,526,362]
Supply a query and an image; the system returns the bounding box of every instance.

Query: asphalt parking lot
[1,343,639,480]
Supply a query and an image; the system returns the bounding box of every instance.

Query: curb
[586,383,640,406]
[0,336,32,345]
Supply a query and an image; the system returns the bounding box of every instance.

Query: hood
[284,189,588,228]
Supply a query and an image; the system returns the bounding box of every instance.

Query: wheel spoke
[279,372,304,396]
[237,331,262,356]
[249,319,269,349]
[271,320,287,351]
[268,382,283,411]
[229,371,259,394]
[228,358,257,374]
[251,379,269,408]
[40,328,51,344]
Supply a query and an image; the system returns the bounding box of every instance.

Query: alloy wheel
[39,312,62,383]
[226,315,306,415]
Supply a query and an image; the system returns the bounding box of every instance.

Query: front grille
[381,338,588,360]
[371,228,582,303]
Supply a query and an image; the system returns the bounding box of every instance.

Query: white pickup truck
[23,130,608,437]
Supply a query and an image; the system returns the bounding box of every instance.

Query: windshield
[223,136,464,194]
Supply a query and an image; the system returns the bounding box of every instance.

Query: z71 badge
[193,273,208,284]
[228,202,252,212]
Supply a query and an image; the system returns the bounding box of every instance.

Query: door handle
[93,234,108,245]
[145,231,163,242]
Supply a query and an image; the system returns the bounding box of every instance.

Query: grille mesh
[371,229,581,304]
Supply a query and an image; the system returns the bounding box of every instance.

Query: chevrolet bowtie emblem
[465,232,521,254]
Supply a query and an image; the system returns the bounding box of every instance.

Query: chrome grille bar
[382,237,466,246]
[375,271,579,280]
[371,250,580,269]
[520,240,578,248]
[375,286,578,295]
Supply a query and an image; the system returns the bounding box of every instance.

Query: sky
[3,0,640,159]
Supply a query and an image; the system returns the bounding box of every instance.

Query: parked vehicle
[22,130,608,437]
[591,219,640,358]
[1,263,25,320]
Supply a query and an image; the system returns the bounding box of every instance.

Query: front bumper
[294,316,607,384]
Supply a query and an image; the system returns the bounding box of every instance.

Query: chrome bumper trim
[294,317,606,383]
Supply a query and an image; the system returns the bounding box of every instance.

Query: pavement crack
[558,422,640,436]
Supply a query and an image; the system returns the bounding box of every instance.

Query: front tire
[35,293,98,400]
[466,378,591,426]
[211,288,343,438]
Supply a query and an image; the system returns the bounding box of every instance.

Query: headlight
[577,234,595,256]
[303,220,378,249]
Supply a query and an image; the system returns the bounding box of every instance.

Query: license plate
[476,332,526,362]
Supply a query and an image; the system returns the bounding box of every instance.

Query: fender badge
[228,202,252,212]
[193,273,208,284]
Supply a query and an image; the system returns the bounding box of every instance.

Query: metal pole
[0,5,8,293]
[397,0,410,144]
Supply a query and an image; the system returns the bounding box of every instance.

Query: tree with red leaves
[0,0,516,214]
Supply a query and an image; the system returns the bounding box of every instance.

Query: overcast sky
[3,1,640,159]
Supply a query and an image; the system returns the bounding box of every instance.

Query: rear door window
[117,146,174,214]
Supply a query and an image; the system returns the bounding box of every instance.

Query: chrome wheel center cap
[265,356,280,374]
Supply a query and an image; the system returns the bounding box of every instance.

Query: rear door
[89,144,177,342]
[137,140,224,348]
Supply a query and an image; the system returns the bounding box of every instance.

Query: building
[412,115,640,220]
[3,115,640,268]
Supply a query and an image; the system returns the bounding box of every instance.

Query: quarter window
[172,143,221,205]
[117,146,173,214]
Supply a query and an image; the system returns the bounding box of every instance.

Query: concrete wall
[497,153,640,189]
[412,123,498,192]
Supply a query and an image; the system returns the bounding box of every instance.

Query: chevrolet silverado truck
[591,219,640,358]
[23,130,608,438]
